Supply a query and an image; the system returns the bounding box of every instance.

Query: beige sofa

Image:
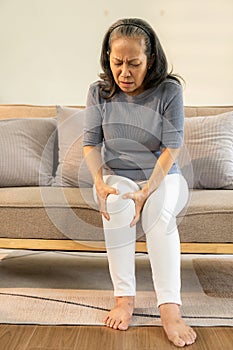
[0,104,232,254]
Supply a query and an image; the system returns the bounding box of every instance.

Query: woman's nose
[121,63,131,77]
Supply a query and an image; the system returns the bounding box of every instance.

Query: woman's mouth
[119,81,134,87]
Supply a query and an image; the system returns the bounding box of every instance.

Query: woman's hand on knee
[123,189,148,227]
[95,180,119,221]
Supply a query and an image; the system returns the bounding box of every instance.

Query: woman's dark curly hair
[99,18,182,99]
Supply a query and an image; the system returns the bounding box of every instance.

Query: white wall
[0,0,232,106]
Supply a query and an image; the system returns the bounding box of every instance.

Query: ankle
[115,296,135,308]
[116,296,134,303]
[159,303,182,319]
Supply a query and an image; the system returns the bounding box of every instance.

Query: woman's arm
[83,145,118,220]
[142,147,180,196]
[83,145,104,185]
[123,147,180,226]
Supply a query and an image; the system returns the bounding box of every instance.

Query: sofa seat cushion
[0,188,232,243]
[0,187,104,242]
[179,190,233,243]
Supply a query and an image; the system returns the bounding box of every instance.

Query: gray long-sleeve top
[83,78,184,181]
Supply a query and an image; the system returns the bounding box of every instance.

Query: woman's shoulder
[87,80,105,105]
[144,78,182,100]
[150,78,183,103]
[158,78,183,93]
[88,80,101,94]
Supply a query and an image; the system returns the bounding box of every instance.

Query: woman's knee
[141,174,187,234]
[93,175,138,205]
[106,192,134,217]
[104,176,139,224]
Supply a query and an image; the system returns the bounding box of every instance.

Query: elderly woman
[83,18,196,347]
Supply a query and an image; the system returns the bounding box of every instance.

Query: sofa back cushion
[52,106,93,187]
[179,111,233,189]
[0,118,57,186]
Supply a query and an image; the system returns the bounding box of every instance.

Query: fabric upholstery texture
[179,111,233,189]
[0,118,57,186]
[0,187,232,243]
[53,106,93,187]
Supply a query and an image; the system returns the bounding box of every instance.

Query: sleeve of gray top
[161,83,184,149]
[83,84,103,147]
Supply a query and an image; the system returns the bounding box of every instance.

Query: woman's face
[109,36,148,96]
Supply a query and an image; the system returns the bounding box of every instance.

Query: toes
[171,334,186,347]
[103,316,108,324]
[112,319,122,330]
[109,318,116,328]
[104,316,113,328]
[167,326,197,347]
[103,315,122,330]
[185,328,197,345]
[184,336,194,345]
[103,315,109,325]
[103,318,129,331]
[190,328,197,341]
[108,318,119,329]
[118,321,129,331]
[103,302,133,331]
[182,329,197,346]
[106,318,128,331]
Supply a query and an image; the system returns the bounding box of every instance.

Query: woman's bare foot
[103,296,134,330]
[159,303,197,347]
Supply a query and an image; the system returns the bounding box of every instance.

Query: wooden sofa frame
[0,238,232,254]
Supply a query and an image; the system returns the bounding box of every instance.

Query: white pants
[93,174,189,307]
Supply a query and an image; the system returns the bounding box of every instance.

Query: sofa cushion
[53,106,93,187]
[0,187,102,242]
[179,111,233,189]
[178,189,233,243]
[0,187,232,243]
[0,118,57,187]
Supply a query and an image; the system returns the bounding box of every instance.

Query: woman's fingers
[122,192,134,200]
[130,212,140,227]
[100,210,110,221]
[98,197,109,220]
[122,192,140,226]
[123,190,149,227]
[97,185,119,221]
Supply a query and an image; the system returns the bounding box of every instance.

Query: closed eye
[113,62,141,67]
[129,63,140,67]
